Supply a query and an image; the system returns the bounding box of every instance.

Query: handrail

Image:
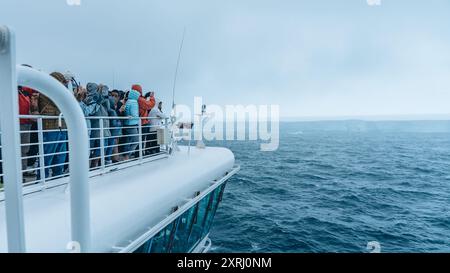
[16,66,92,252]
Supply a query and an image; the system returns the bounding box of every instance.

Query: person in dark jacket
[106,93,122,164]
[109,90,123,162]
[26,90,40,170]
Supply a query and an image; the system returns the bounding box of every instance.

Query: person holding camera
[130,85,155,155]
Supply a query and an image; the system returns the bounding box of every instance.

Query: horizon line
[279,113,450,122]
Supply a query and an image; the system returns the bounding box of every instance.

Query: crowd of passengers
[1,65,168,183]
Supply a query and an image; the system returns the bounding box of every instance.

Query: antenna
[172,27,186,110]
[112,69,116,90]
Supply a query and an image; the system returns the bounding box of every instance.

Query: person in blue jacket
[121,89,140,160]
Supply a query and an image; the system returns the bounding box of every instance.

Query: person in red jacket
[131,84,155,124]
[18,86,32,171]
[131,84,155,155]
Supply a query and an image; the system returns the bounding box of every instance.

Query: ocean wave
[209,131,450,253]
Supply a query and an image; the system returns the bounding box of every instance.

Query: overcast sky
[1,0,450,118]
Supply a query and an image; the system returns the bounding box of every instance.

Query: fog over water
[1,0,450,118]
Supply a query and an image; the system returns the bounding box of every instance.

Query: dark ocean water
[207,122,450,253]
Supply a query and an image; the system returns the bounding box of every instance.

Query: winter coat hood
[128,90,140,101]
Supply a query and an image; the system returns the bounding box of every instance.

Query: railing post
[99,118,105,171]
[165,118,169,153]
[0,25,26,253]
[138,120,143,163]
[37,117,46,187]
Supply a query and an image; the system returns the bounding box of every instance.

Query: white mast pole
[171,27,186,111]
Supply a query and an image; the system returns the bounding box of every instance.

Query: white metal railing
[0,115,170,193]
